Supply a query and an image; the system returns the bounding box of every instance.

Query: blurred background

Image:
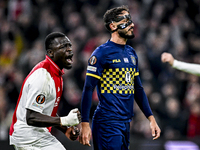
[0,0,200,150]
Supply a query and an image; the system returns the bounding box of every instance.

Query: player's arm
[80,49,105,146]
[54,114,80,141]
[55,114,80,141]
[134,75,153,117]
[161,52,200,76]
[173,60,200,76]
[79,75,99,146]
[81,75,99,122]
[26,109,60,127]
[134,75,161,140]
[26,108,81,127]
[26,109,80,141]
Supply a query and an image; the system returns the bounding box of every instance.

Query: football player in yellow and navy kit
[79,6,161,150]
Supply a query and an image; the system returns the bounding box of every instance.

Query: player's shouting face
[51,36,73,70]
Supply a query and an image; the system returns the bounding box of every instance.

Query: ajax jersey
[9,56,64,147]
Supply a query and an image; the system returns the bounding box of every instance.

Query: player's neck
[110,33,127,45]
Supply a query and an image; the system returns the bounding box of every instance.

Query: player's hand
[79,122,91,146]
[65,126,80,141]
[69,126,80,141]
[161,52,174,66]
[60,108,81,126]
[70,126,80,141]
[148,116,161,140]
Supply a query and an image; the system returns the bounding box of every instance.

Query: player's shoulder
[126,44,136,52]
[30,67,49,77]
[27,67,51,85]
[93,41,115,55]
[126,45,137,56]
[91,42,109,58]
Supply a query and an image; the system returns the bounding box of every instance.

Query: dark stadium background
[0,0,200,150]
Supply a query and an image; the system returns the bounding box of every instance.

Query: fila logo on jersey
[113,59,121,63]
[89,56,97,65]
[36,94,45,104]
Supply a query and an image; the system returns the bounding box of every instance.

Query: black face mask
[114,14,131,22]
[110,14,133,32]
[117,20,133,29]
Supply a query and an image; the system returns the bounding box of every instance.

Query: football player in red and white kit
[9,32,81,150]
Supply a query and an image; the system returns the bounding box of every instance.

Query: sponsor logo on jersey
[131,55,136,65]
[112,59,121,63]
[32,103,43,109]
[113,84,134,90]
[87,66,97,72]
[36,94,45,104]
[89,56,97,65]
[124,58,129,63]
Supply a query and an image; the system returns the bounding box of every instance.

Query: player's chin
[64,65,72,70]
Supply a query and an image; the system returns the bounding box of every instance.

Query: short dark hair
[103,5,130,31]
[45,32,66,50]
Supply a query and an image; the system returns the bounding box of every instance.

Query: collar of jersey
[45,55,64,76]
[108,40,126,49]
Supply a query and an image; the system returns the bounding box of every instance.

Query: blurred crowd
[0,0,200,143]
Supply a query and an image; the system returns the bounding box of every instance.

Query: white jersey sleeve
[25,68,54,113]
[173,60,200,76]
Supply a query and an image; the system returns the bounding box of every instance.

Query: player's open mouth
[129,27,134,31]
[66,54,73,64]
[66,58,73,64]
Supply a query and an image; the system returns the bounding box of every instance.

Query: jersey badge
[124,58,129,63]
[131,56,136,65]
[36,94,45,104]
[89,56,97,65]
[87,66,97,72]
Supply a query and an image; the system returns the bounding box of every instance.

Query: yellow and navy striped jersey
[82,40,153,123]
[84,40,140,122]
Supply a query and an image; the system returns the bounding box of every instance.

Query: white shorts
[13,137,66,150]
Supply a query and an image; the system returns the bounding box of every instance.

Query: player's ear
[47,49,54,58]
[109,22,117,32]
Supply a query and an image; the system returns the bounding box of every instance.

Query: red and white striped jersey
[9,55,64,146]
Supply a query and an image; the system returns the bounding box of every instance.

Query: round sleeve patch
[36,94,45,104]
[89,56,97,65]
